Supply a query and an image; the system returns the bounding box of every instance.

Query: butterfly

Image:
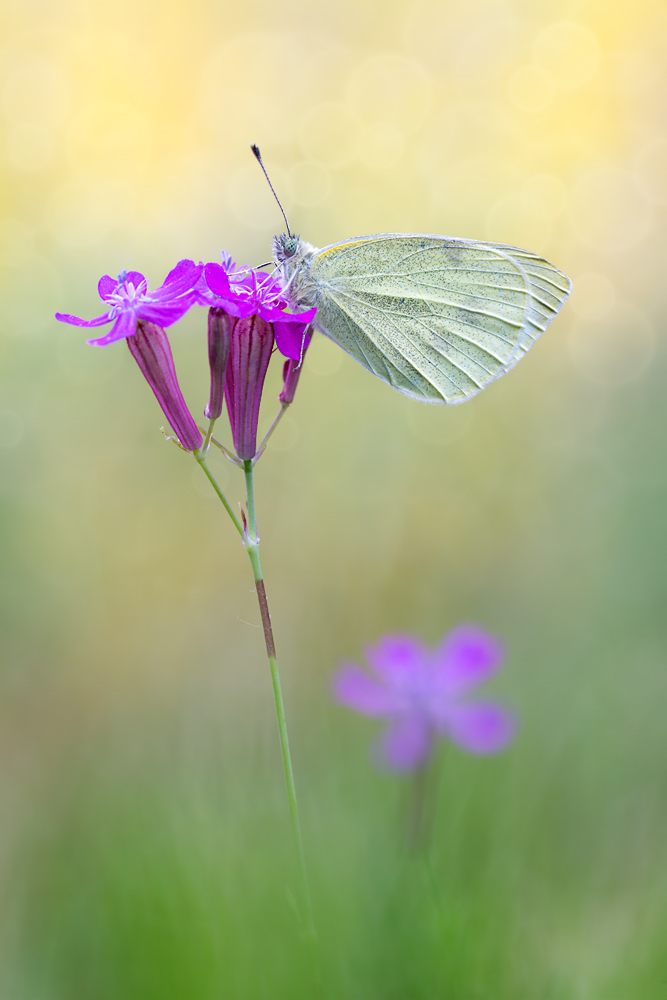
[272,231,571,405]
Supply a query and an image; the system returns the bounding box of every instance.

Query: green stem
[406,751,441,854]
[242,460,316,943]
[193,446,317,966]
[253,403,289,464]
[200,417,217,458]
[244,459,259,545]
[194,453,243,537]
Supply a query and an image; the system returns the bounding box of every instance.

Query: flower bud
[279,359,302,405]
[204,307,232,419]
[278,326,310,405]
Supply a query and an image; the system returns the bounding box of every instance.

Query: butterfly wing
[305,234,571,403]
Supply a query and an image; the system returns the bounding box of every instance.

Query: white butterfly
[273,231,571,405]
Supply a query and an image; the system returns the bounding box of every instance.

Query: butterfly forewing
[307,235,571,403]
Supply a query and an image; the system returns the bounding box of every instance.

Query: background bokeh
[1,0,667,995]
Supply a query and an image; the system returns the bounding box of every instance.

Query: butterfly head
[273,232,303,264]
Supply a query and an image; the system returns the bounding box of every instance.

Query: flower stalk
[241,459,315,945]
[193,439,316,948]
[194,446,243,536]
[199,417,217,459]
[58,250,320,972]
[405,753,441,854]
[193,445,315,949]
[253,403,288,463]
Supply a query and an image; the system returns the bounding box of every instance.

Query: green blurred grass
[2,319,667,997]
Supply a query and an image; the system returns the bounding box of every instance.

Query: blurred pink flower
[333,626,516,770]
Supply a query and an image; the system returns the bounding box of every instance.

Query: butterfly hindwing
[305,234,571,404]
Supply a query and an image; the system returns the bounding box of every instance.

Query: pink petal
[217,299,257,319]
[204,262,232,297]
[125,270,146,289]
[273,320,312,361]
[139,296,197,328]
[441,702,516,754]
[259,305,317,325]
[86,311,136,346]
[254,272,283,296]
[332,664,398,717]
[433,624,505,695]
[98,275,118,300]
[55,310,112,328]
[155,259,202,298]
[365,634,429,686]
[379,714,432,771]
[194,271,216,305]
[229,273,256,293]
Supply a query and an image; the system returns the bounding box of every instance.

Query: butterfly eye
[283,236,299,257]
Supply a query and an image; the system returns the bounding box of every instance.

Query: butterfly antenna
[251,144,292,237]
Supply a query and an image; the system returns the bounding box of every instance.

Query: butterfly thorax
[272,232,320,311]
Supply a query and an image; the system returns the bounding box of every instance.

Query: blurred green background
[1,0,667,996]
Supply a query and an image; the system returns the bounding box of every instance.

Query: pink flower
[333,626,516,771]
[55,260,202,347]
[201,254,317,459]
[203,255,316,361]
